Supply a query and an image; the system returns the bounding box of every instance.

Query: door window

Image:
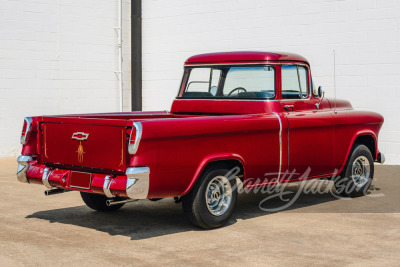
[281,65,309,99]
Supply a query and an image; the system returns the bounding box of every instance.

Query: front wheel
[334,144,374,197]
[80,192,125,212]
[182,168,238,229]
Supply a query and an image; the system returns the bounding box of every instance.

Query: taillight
[20,117,33,145]
[128,122,142,154]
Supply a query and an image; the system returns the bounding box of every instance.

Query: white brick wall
[142,0,400,165]
[0,0,131,157]
[1,0,399,165]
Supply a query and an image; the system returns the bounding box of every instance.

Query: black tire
[182,167,238,229]
[80,192,125,212]
[334,144,374,197]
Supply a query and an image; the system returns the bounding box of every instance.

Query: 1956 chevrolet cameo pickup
[17,52,384,229]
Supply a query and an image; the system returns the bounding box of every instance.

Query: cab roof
[185,51,309,65]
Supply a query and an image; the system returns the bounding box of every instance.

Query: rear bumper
[16,156,150,199]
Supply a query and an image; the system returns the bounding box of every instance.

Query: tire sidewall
[189,168,238,228]
[335,144,374,197]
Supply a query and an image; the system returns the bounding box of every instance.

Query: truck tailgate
[40,117,127,172]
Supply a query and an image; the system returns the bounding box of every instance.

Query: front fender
[336,130,378,175]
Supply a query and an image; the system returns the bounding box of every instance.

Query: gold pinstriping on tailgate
[76,141,85,163]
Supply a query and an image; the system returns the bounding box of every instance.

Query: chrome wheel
[351,156,370,187]
[205,176,232,216]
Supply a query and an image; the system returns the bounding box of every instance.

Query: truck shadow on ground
[26,180,396,240]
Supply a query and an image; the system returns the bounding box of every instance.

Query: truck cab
[174,51,335,180]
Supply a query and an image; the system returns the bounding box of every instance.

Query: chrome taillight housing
[20,117,33,145]
[128,122,142,154]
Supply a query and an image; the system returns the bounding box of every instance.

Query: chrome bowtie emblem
[72,132,89,141]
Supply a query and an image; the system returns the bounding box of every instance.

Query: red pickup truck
[17,51,384,229]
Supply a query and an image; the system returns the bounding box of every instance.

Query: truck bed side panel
[130,114,284,198]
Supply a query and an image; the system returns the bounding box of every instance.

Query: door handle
[284,105,294,111]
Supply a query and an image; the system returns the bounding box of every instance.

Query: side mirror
[318,86,324,98]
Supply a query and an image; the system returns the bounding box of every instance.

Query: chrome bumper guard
[42,167,53,189]
[17,155,33,183]
[125,167,150,199]
[103,175,114,198]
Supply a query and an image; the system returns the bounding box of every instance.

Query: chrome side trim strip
[42,167,53,189]
[126,167,150,199]
[17,155,33,183]
[272,113,282,183]
[103,175,114,198]
[128,121,143,155]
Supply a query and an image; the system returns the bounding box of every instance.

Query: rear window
[179,65,276,99]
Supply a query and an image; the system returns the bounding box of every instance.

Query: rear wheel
[80,192,125,212]
[334,144,374,197]
[182,168,238,229]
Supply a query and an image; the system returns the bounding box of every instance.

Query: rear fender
[180,153,246,196]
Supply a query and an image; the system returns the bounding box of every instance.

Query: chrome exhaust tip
[44,188,68,196]
[106,198,138,206]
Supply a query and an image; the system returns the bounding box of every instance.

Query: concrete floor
[0,157,399,266]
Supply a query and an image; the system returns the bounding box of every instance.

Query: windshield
[178,65,276,99]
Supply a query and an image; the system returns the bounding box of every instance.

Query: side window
[184,68,221,97]
[281,65,309,99]
[186,68,211,93]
